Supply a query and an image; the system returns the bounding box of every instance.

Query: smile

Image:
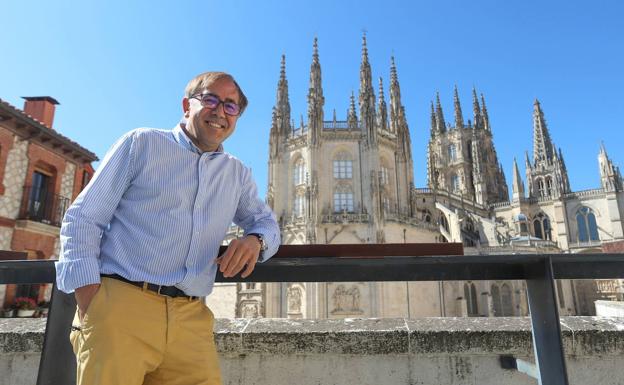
[207,121,226,129]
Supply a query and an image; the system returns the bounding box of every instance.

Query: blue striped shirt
[56,124,280,296]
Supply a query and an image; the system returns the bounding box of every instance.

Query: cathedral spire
[347,91,358,128]
[269,54,292,159]
[309,37,323,96]
[453,85,464,129]
[307,37,324,147]
[276,54,291,137]
[389,56,404,135]
[359,33,377,146]
[480,94,490,131]
[598,142,623,192]
[532,99,555,164]
[512,157,525,201]
[435,92,446,133]
[472,87,481,130]
[377,77,388,132]
[430,101,437,136]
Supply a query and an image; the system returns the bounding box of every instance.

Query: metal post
[525,256,569,385]
[36,284,77,385]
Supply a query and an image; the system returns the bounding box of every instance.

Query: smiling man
[55,72,280,385]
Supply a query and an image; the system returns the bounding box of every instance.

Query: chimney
[22,96,60,129]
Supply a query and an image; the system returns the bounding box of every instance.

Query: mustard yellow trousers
[69,277,222,385]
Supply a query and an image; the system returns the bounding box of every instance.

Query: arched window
[293,195,305,217]
[546,177,553,196]
[491,284,502,316]
[501,284,513,316]
[333,186,354,212]
[333,152,353,179]
[533,212,551,240]
[293,158,305,185]
[576,207,599,242]
[464,282,478,316]
[537,178,545,197]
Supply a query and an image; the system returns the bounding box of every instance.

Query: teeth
[207,122,224,129]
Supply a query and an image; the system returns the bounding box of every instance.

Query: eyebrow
[202,91,239,104]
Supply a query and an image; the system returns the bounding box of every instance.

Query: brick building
[0,96,97,310]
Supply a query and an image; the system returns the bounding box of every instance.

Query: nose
[213,102,227,118]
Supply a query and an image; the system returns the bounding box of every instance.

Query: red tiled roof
[0,97,98,162]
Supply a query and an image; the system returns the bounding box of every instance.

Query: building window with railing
[20,169,68,227]
[333,186,354,213]
[294,194,305,218]
[293,158,305,186]
[576,206,599,242]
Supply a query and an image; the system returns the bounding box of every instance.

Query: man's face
[182,77,240,152]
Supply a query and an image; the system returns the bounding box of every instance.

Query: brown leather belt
[101,274,198,300]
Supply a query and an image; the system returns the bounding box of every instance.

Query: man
[56,72,280,385]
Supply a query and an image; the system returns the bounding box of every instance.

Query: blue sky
[3,1,623,196]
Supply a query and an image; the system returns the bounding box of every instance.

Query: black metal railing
[1,244,624,385]
[18,186,70,227]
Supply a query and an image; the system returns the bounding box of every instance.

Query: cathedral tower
[525,100,570,199]
[427,88,508,205]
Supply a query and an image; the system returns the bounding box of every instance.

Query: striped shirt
[56,124,280,296]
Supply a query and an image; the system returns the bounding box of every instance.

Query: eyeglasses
[190,93,241,116]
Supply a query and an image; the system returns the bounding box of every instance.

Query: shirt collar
[173,124,223,154]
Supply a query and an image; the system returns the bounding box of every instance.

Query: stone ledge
[2,317,623,357]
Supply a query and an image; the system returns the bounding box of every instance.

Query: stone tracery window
[464,282,478,317]
[545,177,553,196]
[537,178,545,197]
[333,152,353,179]
[576,206,599,242]
[294,194,305,217]
[333,185,354,212]
[532,212,552,240]
[293,158,305,186]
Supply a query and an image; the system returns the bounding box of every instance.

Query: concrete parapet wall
[1,317,623,385]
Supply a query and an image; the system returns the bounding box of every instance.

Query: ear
[182,98,190,118]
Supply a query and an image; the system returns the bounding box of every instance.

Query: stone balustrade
[2,317,623,385]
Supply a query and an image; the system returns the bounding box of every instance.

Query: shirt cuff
[245,228,280,263]
[55,258,102,293]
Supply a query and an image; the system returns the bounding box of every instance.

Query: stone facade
[212,36,624,320]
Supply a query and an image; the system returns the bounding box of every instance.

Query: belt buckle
[157,285,170,297]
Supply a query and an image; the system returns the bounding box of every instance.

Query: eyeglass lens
[200,94,240,116]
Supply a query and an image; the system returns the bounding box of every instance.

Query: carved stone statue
[287,285,302,313]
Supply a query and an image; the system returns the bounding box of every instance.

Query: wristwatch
[247,233,268,254]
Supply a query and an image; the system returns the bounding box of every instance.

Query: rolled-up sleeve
[233,167,280,262]
[55,131,136,293]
